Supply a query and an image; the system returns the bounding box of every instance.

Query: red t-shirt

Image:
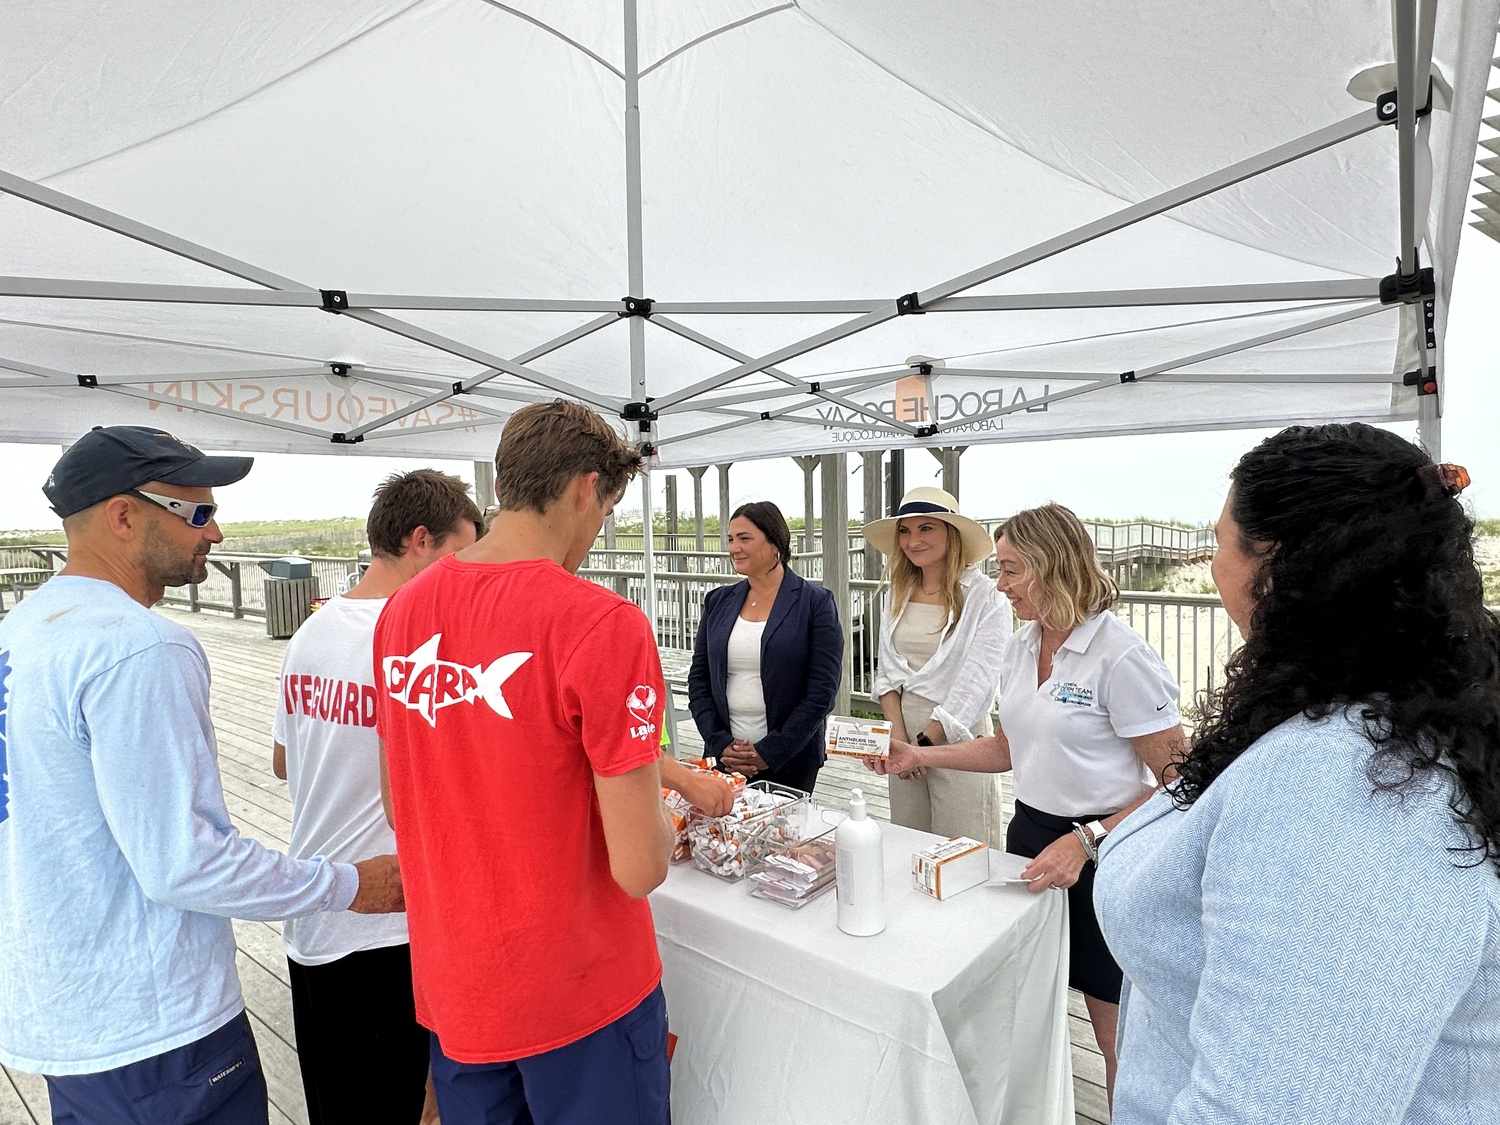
[373,556,666,1062]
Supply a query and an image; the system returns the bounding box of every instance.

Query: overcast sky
[1,230,1494,534]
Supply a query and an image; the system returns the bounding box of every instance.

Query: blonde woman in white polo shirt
[863,488,1012,845]
[876,503,1185,1105]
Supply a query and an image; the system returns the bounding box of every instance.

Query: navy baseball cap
[43,426,254,519]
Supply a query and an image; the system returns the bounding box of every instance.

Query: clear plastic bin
[665,762,748,864]
[748,831,838,908]
[687,781,810,880]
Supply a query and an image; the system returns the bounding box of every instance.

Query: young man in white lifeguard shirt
[272,468,482,1125]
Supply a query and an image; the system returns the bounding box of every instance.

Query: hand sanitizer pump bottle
[836,788,885,936]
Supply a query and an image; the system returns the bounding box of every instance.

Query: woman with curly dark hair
[1095,423,1500,1125]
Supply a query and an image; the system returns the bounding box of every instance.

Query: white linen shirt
[999,610,1179,818]
[874,566,1012,743]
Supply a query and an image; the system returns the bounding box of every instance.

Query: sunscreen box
[912,836,990,900]
[824,715,892,759]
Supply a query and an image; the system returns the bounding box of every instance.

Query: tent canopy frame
[0,0,1459,463]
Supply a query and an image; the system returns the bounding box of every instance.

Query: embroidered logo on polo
[0,648,10,825]
[626,684,658,742]
[382,634,532,727]
[1049,681,1094,707]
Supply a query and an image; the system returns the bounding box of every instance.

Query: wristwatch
[1084,820,1109,844]
[915,732,934,747]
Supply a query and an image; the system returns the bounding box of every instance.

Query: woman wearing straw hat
[864,487,1013,845]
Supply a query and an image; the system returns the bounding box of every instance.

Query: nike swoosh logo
[1156,701,1170,711]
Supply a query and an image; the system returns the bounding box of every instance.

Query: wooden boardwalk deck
[0,608,1109,1125]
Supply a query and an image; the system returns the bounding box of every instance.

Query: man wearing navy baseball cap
[0,426,405,1125]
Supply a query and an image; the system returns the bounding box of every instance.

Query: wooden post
[794,455,818,552]
[927,446,967,501]
[603,512,626,598]
[716,463,732,549]
[861,450,883,583]
[687,465,709,556]
[886,449,905,514]
[473,459,496,509]
[943,446,966,500]
[820,452,852,715]
[664,474,680,569]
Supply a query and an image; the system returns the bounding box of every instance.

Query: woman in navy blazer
[688,502,843,794]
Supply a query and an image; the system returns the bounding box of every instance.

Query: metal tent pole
[641,471,658,638]
[819,452,852,715]
[927,301,1395,432]
[1394,0,1422,279]
[624,0,647,410]
[343,314,619,438]
[648,108,1386,412]
[1391,0,1442,456]
[622,0,660,631]
[648,314,918,434]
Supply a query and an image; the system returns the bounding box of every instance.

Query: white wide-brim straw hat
[862,487,994,567]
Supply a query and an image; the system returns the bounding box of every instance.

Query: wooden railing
[1,542,1239,712]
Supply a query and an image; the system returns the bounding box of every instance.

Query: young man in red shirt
[274,469,481,1125]
[375,400,724,1124]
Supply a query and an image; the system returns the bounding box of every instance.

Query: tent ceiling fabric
[0,0,1494,467]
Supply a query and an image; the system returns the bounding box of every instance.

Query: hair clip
[1427,463,1471,496]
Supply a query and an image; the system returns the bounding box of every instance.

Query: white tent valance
[1,0,1495,466]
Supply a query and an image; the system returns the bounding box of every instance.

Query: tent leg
[642,471,658,642]
[1417,394,1441,458]
[820,453,852,715]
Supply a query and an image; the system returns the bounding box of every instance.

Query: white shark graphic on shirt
[382,634,532,727]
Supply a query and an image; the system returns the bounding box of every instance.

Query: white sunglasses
[127,489,218,528]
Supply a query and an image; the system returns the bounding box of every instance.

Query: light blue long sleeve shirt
[0,577,358,1075]
[1096,710,1500,1124]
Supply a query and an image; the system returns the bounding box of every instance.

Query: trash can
[263,557,320,638]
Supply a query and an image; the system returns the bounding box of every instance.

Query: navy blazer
[687,569,843,789]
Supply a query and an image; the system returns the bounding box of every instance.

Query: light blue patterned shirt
[0,577,358,1075]
[1096,709,1500,1124]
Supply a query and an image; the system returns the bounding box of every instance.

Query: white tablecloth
[650,823,1074,1125]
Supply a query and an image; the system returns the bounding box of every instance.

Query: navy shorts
[430,984,670,1125]
[44,1010,267,1125]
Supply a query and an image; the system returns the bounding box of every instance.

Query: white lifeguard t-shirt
[274,595,408,965]
[999,610,1180,818]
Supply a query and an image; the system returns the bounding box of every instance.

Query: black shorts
[1006,799,1123,1004]
[286,943,429,1125]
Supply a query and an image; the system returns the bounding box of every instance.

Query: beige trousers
[887,690,1004,848]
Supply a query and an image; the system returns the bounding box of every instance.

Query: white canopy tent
[0,0,1495,471]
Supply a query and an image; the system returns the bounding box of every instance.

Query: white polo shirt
[999,610,1180,818]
